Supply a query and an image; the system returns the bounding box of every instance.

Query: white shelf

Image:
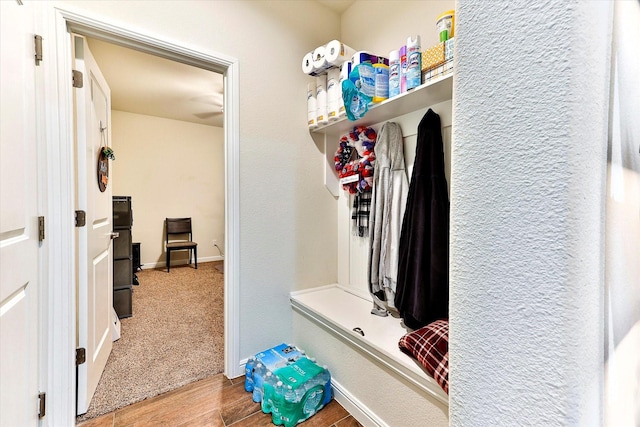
[312,73,453,137]
[290,285,449,405]
[317,73,453,196]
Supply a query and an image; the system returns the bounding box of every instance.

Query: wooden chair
[165,217,197,272]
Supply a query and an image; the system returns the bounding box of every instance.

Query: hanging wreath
[334,126,377,194]
[97,122,114,193]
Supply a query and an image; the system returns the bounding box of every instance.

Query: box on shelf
[422,59,454,83]
[421,38,454,83]
[244,343,333,427]
[421,42,445,72]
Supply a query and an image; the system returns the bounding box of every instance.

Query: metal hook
[99,120,107,133]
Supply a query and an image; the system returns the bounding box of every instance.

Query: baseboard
[141,256,224,270]
[331,378,388,427]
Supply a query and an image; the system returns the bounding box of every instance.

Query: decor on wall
[97,122,114,192]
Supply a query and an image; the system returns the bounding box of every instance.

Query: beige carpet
[77,261,224,422]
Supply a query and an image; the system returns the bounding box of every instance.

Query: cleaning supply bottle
[406,35,421,90]
[388,49,400,98]
[399,45,407,93]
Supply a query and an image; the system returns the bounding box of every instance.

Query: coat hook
[99,120,107,133]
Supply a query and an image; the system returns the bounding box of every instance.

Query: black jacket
[394,108,450,329]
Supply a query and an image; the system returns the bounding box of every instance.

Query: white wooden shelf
[290,285,449,405]
[312,73,453,137]
[316,73,453,196]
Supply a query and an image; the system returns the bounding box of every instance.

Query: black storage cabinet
[113,196,133,318]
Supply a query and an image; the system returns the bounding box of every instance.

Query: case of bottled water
[261,357,332,427]
[244,343,306,402]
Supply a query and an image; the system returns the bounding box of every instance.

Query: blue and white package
[245,343,306,402]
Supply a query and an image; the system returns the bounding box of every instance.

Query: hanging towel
[368,122,409,316]
[394,109,450,329]
[352,191,371,237]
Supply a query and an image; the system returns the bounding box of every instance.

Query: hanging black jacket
[394,109,449,329]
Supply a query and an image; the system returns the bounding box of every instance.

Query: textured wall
[450,1,612,425]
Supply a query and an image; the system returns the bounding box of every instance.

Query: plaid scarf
[352,191,372,237]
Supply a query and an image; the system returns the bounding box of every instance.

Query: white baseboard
[141,255,224,270]
[331,378,388,427]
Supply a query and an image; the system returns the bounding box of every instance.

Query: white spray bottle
[406,35,422,90]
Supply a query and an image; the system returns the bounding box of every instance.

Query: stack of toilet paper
[302,40,356,76]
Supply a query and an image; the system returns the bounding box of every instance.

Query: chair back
[166,218,193,243]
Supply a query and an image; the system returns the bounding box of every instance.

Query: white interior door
[73,34,114,416]
[0,1,40,425]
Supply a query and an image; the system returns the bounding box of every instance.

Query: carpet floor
[77,261,224,422]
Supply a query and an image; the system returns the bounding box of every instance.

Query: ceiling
[87,37,224,128]
[317,0,355,13]
[84,1,354,129]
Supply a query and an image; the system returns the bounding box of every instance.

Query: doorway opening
[76,34,227,420]
[48,7,241,423]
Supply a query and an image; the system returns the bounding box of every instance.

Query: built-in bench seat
[290,284,448,405]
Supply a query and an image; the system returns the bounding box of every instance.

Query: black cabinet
[113,196,133,319]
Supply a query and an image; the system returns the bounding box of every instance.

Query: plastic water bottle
[255,371,277,403]
[244,357,256,392]
[251,362,266,402]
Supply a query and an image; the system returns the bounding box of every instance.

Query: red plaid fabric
[398,319,449,394]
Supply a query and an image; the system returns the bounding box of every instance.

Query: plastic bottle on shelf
[388,49,400,98]
[399,45,407,93]
[373,61,389,103]
[406,35,422,90]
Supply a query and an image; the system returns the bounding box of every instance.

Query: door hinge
[76,348,86,366]
[38,392,46,418]
[72,70,83,88]
[34,35,43,66]
[38,216,45,241]
[75,210,86,227]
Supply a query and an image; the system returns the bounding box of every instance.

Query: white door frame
[43,5,240,425]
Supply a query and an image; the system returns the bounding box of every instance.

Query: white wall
[55,0,340,359]
[341,0,454,60]
[605,1,640,425]
[110,110,224,267]
[450,2,612,425]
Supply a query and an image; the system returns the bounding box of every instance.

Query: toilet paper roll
[325,40,356,68]
[301,52,314,75]
[312,46,327,72]
[326,68,341,121]
[307,82,317,129]
[316,75,328,125]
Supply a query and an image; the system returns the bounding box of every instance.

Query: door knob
[109,232,120,239]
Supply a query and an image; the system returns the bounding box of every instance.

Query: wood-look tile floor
[77,374,362,427]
